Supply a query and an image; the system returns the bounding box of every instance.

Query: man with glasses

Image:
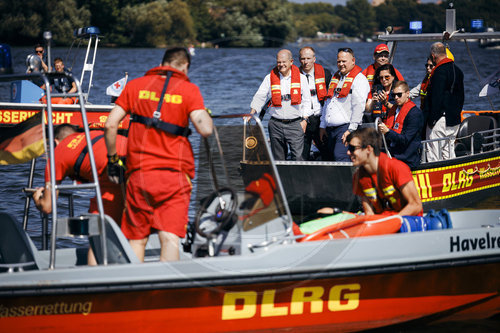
[298,46,332,160]
[319,48,369,161]
[250,49,312,161]
[34,44,48,72]
[362,44,404,90]
[377,81,424,168]
[348,127,422,216]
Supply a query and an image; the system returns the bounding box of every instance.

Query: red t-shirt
[45,131,127,222]
[353,153,414,214]
[45,131,127,185]
[115,66,205,178]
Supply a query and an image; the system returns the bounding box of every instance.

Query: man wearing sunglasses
[34,44,48,72]
[348,127,422,216]
[362,44,404,90]
[377,81,424,168]
[319,48,370,161]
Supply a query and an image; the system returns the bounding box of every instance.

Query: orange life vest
[327,65,363,98]
[426,57,454,94]
[419,74,430,108]
[384,100,416,134]
[312,63,328,101]
[270,64,301,107]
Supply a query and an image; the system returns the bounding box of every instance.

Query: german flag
[0,112,45,165]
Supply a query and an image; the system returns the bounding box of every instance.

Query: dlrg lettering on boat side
[222,283,360,320]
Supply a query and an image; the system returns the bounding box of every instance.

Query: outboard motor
[0,44,13,74]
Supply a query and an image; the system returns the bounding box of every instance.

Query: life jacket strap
[130,113,191,137]
[73,134,104,182]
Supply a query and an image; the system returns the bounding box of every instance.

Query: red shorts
[89,184,125,225]
[121,169,192,239]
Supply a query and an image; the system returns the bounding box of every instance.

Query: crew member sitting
[41,57,78,104]
[377,81,424,168]
[315,127,422,218]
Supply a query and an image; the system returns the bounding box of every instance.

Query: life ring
[40,95,78,104]
[299,214,402,242]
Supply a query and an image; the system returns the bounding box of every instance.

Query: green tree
[166,0,196,45]
[214,0,291,47]
[186,0,218,43]
[339,0,376,39]
[118,1,173,47]
[0,1,46,45]
[46,0,91,45]
[117,0,195,47]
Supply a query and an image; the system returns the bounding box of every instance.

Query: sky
[288,0,439,5]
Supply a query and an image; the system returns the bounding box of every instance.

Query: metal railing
[421,127,500,163]
[0,72,108,268]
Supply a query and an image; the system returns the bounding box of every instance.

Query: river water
[0,41,499,246]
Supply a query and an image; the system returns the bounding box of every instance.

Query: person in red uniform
[104,47,213,262]
[348,127,422,216]
[33,124,127,265]
[362,44,404,90]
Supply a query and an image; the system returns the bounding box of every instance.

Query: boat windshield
[195,115,292,232]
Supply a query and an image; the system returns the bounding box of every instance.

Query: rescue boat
[0,84,498,331]
[241,7,500,221]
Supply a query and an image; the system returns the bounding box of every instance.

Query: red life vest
[419,74,430,108]
[362,64,377,85]
[270,65,301,107]
[313,63,328,101]
[355,153,413,215]
[426,57,454,93]
[384,100,416,134]
[327,65,362,98]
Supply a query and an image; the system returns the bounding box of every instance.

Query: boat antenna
[43,31,52,72]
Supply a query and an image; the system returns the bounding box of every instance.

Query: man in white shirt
[299,46,332,160]
[250,49,312,160]
[320,48,370,162]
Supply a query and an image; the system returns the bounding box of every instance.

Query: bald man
[250,49,312,160]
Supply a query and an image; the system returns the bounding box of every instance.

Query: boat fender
[400,209,452,232]
[425,209,453,230]
[399,216,427,233]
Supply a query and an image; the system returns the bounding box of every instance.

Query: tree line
[0,0,497,48]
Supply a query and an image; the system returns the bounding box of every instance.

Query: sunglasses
[381,75,393,80]
[347,144,364,153]
[337,47,353,54]
[35,50,44,54]
[425,64,434,69]
[393,92,405,98]
[376,52,389,58]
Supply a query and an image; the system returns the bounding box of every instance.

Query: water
[0,42,499,247]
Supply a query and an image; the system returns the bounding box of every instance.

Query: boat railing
[420,136,455,163]
[421,127,500,163]
[0,71,109,269]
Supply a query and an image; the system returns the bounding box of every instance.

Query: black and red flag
[0,112,45,165]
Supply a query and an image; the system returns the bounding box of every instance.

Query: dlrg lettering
[222,283,360,320]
